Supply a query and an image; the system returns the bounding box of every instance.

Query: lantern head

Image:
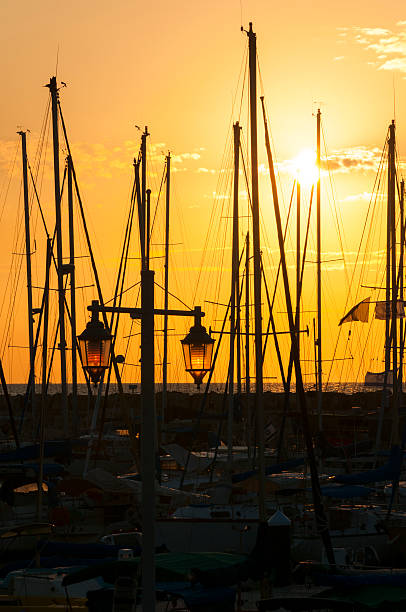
[181,310,214,389]
[78,301,112,386]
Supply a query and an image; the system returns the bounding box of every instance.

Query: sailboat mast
[296,181,301,362]
[400,180,404,397]
[42,239,51,396]
[140,127,148,270]
[48,77,68,429]
[162,153,171,442]
[316,109,322,430]
[228,122,241,465]
[262,93,336,568]
[385,124,392,403]
[19,131,35,416]
[247,22,265,520]
[67,156,78,435]
[245,231,250,395]
[389,121,399,441]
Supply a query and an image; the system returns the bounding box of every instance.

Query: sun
[292,148,319,187]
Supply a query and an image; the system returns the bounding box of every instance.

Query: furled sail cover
[375,300,405,320]
[339,297,370,325]
[333,445,402,485]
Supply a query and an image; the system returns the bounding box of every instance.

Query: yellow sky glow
[0,1,405,388]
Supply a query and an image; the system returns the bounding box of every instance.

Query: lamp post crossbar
[87,303,204,320]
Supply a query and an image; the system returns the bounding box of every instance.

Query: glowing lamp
[78,301,112,386]
[181,313,214,389]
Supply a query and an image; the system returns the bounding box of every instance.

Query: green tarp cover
[258,587,406,611]
[62,552,246,587]
[324,586,406,608]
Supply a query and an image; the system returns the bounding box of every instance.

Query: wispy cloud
[197,167,215,174]
[323,146,382,173]
[341,23,406,73]
[278,146,382,176]
[0,136,204,184]
[341,192,385,203]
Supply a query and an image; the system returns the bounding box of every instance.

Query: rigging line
[32,96,51,174]
[260,96,288,219]
[353,195,387,383]
[150,158,166,238]
[322,123,348,281]
[153,281,192,311]
[271,181,296,311]
[193,43,247,305]
[105,281,141,305]
[108,175,136,329]
[180,294,231,489]
[321,122,350,386]
[1,181,25,356]
[275,185,316,433]
[261,181,299,360]
[256,50,265,98]
[194,134,233,322]
[27,161,52,239]
[98,182,137,455]
[326,132,388,384]
[191,130,232,304]
[120,285,141,381]
[239,141,252,213]
[260,256,286,387]
[238,49,248,122]
[57,101,123,392]
[0,140,19,226]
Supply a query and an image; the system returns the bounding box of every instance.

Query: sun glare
[292,148,319,187]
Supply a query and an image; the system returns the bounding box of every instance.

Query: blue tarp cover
[333,446,403,485]
[232,457,305,484]
[317,573,406,588]
[319,485,374,498]
[38,540,141,559]
[0,440,72,462]
[156,581,236,605]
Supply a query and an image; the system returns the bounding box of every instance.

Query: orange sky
[1,0,406,388]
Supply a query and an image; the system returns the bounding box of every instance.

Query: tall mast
[384,124,392,412]
[389,121,399,442]
[316,109,322,431]
[245,231,251,455]
[245,231,250,395]
[296,181,301,362]
[399,180,404,401]
[19,131,35,416]
[67,156,78,435]
[228,122,241,465]
[141,127,148,271]
[162,154,171,442]
[146,188,151,270]
[48,77,68,429]
[247,22,265,520]
[42,239,51,396]
[262,93,336,567]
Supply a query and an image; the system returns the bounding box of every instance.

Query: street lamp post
[79,279,213,611]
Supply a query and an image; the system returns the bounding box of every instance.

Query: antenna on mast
[55,44,60,77]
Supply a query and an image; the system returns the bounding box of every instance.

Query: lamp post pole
[84,300,209,611]
[140,268,156,610]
